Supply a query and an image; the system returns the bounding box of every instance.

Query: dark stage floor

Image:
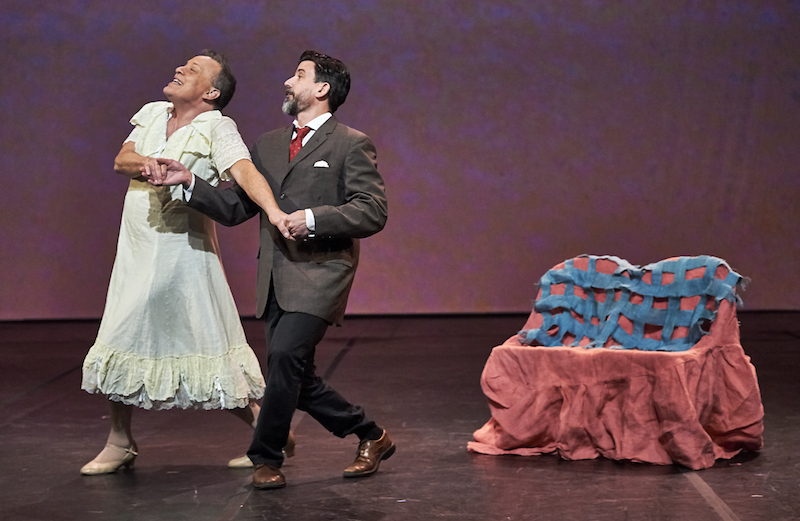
[1,312,799,521]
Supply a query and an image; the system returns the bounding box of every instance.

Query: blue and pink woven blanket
[518,255,744,352]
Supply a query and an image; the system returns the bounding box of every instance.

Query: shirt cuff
[184,174,197,201]
[305,208,316,238]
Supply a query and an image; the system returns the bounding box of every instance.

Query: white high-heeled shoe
[80,443,138,475]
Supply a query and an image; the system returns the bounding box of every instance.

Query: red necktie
[289,126,311,160]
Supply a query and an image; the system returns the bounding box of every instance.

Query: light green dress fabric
[82,102,265,410]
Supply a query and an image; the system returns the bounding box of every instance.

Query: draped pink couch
[468,258,764,470]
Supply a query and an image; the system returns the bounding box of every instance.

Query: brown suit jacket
[188,116,388,325]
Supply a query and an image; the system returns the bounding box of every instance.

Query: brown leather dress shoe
[343,430,396,478]
[253,464,286,489]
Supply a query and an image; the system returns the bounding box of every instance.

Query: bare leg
[227,399,261,428]
[80,400,137,475]
[105,400,135,448]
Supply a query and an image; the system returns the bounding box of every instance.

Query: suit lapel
[286,116,338,173]
[263,126,294,186]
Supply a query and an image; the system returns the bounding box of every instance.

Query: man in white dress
[80,51,289,475]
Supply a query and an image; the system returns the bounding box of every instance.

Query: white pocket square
[313,160,329,168]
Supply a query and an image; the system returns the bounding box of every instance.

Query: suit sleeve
[311,134,388,239]
[187,176,261,227]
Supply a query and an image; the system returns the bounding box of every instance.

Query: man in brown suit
[151,50,392,489]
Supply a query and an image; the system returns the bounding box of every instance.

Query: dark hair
[199,49,236,110]
[299,50,350,112]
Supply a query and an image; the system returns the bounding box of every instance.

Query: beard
[282,88,313,116]
[281,96,298,116]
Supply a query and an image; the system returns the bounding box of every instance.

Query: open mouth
[172,78,183,85]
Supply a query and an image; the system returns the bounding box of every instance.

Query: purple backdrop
[2,0,799,320]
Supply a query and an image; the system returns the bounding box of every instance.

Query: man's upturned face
[282,60,319,116]
[163,55,220,105]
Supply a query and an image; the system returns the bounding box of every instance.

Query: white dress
[81,102,265,410]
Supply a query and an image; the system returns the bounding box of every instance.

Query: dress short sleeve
[124,126,140,144]
[211,117,251,181]
[124,101,171,150]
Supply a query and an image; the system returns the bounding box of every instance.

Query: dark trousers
[247,283,375,467]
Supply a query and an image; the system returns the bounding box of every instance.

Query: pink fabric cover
[468,299,764,470]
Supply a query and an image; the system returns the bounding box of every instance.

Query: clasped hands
[141,157,309,241]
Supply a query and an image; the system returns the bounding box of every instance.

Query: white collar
[294,112,332,131]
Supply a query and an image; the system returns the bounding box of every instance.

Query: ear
[315,82,330,101]
[203,88,221,103]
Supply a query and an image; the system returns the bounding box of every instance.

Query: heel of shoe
[381,444,396,461]
[80,443,138,475]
